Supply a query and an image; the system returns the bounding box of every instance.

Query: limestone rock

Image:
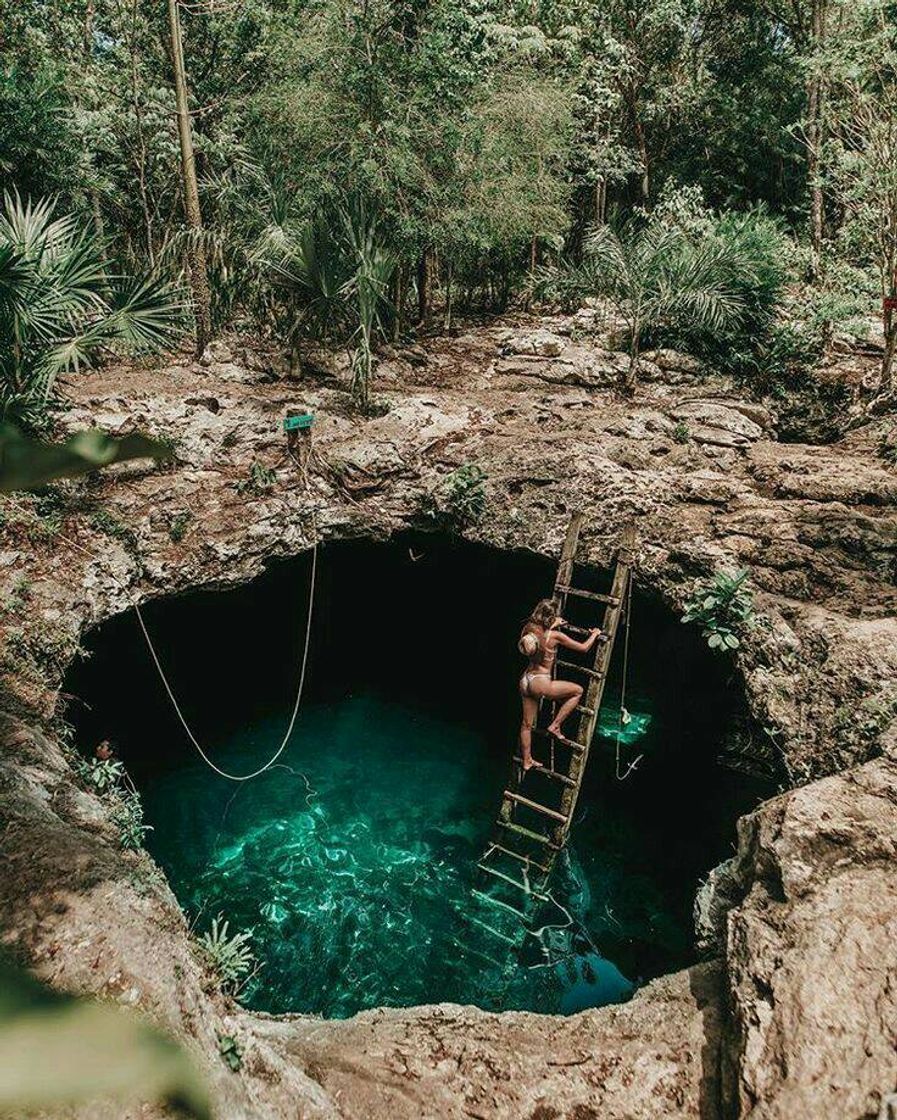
[499,328,567,358]
[724,758,897,1119]
[670,399,765,447]
[642,349,704,376]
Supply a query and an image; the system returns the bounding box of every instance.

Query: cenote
[66,536,768,1019]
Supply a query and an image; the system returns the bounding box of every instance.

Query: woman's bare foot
[546,722,564,740]
[522,754,543,771]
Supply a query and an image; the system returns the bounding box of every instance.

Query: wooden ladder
[469,514,635,943]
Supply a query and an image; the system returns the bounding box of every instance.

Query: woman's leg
[519,694,540,770]
[541,679,583,738]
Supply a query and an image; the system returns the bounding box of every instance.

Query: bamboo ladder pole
[549,525,636,851]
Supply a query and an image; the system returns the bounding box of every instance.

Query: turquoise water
[145,692,640,1016]
[140,686,732,1018]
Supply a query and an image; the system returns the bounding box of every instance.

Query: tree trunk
[623,329,640,392]
[595,177,607,225]
[167,0,212,356]
[633,114,650,203]
[443,261,453,331]
[806,0,828,282]
[417,250,430,324]
[392,264,404,342]
[883,312,896,389]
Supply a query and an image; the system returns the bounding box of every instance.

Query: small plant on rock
[76,756,125,794]
[199,915,257,993]
[90,509,138,553]
[420,464,487,530]
[111,787,153,850]
[168,510,193,542]
[682,568,755,651]
[75,750,152,850]
[217,1034,243,1072]
[235,461,277,494]
[877,428,897,466]
[673,421,691,444]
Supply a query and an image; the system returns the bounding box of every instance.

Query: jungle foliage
[0,0,895,409]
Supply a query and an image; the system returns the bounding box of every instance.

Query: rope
[614,573,642,782]
[60,504,318,783]
[134,531,316,781]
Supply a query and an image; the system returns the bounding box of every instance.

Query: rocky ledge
[1,314,895,1118]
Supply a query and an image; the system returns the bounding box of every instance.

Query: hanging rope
[614,573,642,782]
[61,503,318,783]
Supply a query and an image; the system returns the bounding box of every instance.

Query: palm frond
[105,275,185,351]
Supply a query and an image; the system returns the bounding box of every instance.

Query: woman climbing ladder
[517,598,606,770]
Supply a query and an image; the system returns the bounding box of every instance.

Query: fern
[198,915,257,992]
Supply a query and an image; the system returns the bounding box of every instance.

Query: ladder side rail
[552,537,634,846]
[494,513,583,851]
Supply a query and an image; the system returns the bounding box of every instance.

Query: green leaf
[0,423,170,492]
[0,958,208,1117]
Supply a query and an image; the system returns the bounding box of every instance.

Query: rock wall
[1,315,896,1118]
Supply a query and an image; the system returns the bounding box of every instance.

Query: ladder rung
[577,704,596,716]
[557,659,603,681]
[555,584,618,605]
[483,842,550,875]
[496,820,561,849]
[532,728,587,752]
[503,790,568,823]
[472,889,528,920]
[463,915,519,947]
[512,757,577,786]
[477,863,549,901]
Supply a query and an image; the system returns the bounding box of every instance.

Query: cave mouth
[65,534,769,1018]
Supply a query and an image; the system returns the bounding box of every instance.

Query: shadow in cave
[64,534,769,1018]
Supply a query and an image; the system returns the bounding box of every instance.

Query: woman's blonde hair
[528,598,558,629]
[518,598,558,658]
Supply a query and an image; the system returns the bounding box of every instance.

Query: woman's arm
[550,628,603,653]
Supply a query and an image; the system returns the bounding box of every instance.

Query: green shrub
[235,461,277,494]
[75,754,151,850]
[682,568,755,651]
[420,465,487,530]
[217,1034,243,1072]
[0,192,182,431]
[878,428,897,466]
[75,757,125,794]
[168,510,193,542]
[110,789,152,851]
[198,916,257,993]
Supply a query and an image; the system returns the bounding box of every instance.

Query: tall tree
[167,0,211,355]
[805,0,829,279]
[825,0,897,386]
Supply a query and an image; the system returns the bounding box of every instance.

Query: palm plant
[0,193,182,430]
[266,198,394,409]
[343,200,396,411]
[581,221,752,389]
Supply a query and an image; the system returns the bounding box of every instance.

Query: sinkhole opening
[65,534,769,1018]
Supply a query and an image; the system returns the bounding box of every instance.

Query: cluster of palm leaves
[536,208,787,389]
[0,193,183,430]
[265,198,395,410]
